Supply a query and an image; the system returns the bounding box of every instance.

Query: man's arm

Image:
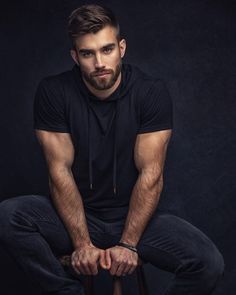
[35,130,107,275]
[106,129,172,276]
[120,129,172,245]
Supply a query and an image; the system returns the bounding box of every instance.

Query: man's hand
[104,246,138,276]
[71,244,109,275]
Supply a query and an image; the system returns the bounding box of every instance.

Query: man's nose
[94,54,105,69]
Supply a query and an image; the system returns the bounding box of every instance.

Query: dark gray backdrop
[1,0,235,294]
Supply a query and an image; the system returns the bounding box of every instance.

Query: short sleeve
[138,80,173,134]
[33,78,70,132]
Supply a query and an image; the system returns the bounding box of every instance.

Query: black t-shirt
[34,64,173,221]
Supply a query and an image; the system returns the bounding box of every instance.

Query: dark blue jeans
[0,195,224,295]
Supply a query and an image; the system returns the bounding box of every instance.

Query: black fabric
[34,64,173,221]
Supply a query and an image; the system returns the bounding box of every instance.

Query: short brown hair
[68,4,120,45]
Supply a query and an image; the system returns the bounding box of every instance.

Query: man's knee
[0,196,35,243]
[182,239,225,290]
[200,244,224,284]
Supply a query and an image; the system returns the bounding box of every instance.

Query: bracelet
[117,242,138,253]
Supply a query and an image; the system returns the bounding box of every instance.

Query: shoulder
[123,64,167,97]
[38,67,75,92]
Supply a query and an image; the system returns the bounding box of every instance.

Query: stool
[60,255,149,295]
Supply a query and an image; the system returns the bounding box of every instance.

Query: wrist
[117,241,138,253]
[120,237,138,247]
[74,240,93,250]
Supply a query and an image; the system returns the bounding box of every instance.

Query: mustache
[91,69,113,77]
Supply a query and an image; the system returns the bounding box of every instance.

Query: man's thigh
[0,195,74,254]
[0,195,106,256]
[137,211,220,273]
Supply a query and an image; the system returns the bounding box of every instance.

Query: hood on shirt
[73,63,144,195]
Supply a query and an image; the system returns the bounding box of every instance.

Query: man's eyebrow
[79,43,116,53]
[101,43,116,49]
[78,48,94,54]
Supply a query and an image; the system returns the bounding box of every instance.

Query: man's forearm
[49,168,91,249]
[120,173,163,246]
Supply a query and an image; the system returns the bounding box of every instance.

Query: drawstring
[88,107,93,190]
[71,65,121,195]
[113,100,119,195]
[88,100,119,196]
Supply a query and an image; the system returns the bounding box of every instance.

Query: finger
[99,250,107,269]
[89,253,101,275]
[71,260,81,275]
[105,249,111,269]
[88,261,98,275]
[71,251,78,264]
[79,260,92,275]
[110,260,120,276]
[115,262,127,276]
[127,264,137,275]
[71,253,88,275]
[87,251,101,275]
[122,262,132,276]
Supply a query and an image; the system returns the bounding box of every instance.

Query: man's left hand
[103,246,138,276]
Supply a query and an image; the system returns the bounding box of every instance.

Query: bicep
[35,130,74,171]
[134,129,172,174]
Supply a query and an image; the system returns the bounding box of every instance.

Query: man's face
[71,26,126,94]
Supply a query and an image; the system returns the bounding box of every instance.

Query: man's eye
[82,52,92,57]
[103,47,113,54]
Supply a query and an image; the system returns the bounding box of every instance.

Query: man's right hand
[71,243,110,275]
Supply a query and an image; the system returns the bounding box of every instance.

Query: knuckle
[127,261,132,266]
[81,260,87,266]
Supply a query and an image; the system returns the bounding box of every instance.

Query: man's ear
[70,49,79,65]
[119,39,126,58]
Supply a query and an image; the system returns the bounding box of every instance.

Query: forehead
[74,25,118,50]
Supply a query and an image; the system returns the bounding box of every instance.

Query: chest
[66,90,140,155]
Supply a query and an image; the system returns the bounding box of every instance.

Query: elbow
[48,167,74,198]
[151,174,163,196]
[48,164,72,185]
[140,168,163,195]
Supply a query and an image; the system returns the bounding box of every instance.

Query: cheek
[108,51,122,67]
[78,60,93,73]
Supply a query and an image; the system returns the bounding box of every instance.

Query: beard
[81,62,122,91]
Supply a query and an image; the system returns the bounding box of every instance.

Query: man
[0,4,224,295]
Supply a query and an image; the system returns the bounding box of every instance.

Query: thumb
[99,250,108,269]
[105,249,111,269]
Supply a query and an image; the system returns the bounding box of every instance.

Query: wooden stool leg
[113,276,122,295]
[136,266,149,295]
[84,275,94,295]
[59,255,149,295]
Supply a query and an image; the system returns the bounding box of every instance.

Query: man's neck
[83,73,121,100]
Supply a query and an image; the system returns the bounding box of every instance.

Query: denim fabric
[0,195,224,295]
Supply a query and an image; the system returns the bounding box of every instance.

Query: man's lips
[92,71,112,77]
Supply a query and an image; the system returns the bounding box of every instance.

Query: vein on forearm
[121,167,163,246]
[120,130,171,246]
[49,166,90,248]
